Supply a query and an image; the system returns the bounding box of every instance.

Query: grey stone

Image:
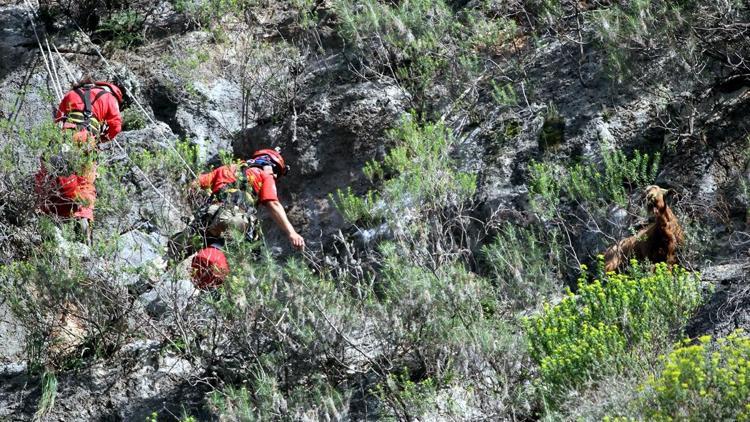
[701,263,749,284]
[0,302,25,365]
[139,277,198,319]
[174,77,241,161]
[113,230,168,287]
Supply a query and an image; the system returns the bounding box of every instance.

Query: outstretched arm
[102,99,122,141]
[264,200,305,250]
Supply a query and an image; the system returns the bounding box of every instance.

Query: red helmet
[95,81,123,104]
[251,148,287,176]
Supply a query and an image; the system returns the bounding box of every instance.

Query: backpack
[205,165,259,241]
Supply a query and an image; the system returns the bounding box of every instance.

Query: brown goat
[603,185,684,272]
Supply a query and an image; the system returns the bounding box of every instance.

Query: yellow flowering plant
[525,261,703,399]
[638,330,750,420]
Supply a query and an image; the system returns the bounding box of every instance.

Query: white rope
[23,0,62,101]
[45,38,64,96]
[51,43,75,83]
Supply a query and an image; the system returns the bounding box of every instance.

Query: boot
[74,218,92,246]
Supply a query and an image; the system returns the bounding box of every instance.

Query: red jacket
[198,165,278,203]
[55,85,122,140]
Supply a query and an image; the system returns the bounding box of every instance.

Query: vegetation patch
[525,261,703,401]
[529,148,661,216]
[482,223,564,311]
[333,0,520,111]
[539,103,565,151]
[634,331,750,420]
[332,114,476,232]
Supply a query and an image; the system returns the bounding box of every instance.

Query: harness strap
[64,111,102,134]
[92,89,108,107]
[64,86,110,136]
[210,165,253,202]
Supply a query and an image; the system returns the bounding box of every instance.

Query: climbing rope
[51,42,75,83]
[23,0,63,101]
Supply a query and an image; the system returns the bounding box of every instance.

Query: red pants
[191,246,229,289]
[35,162,97,221]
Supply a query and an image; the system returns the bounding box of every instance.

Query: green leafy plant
[491,81,518,107]
[33,371,58,420]
[482,223,564,310]
[539,103,565,151]
[332,115,476,235]
[525,261,703,400]
[0,219,132,369]
[635,331,750,420]
[329,187,382,226]
[333,0,520,111]
[121,108,147,131]
[96,10,146,49]
[528,148,661,216]
[588,0,700,82]
[374,369,440,420]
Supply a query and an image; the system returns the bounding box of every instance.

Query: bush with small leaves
[333,0,520,110]
[539,103,565,151]
[482,223,565,310]
[332,114,476,239]
[525,261,703,401]
[0,219,134,370]
[529,148,661,216]
[95,10,146,49]
[634,331,750,420]
[588,0,699,81]
[120,108,147,131]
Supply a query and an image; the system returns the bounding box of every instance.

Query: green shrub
[491,81,518,107]
[329,113,529,419]
[121,108,147,131]
[96,10,146,49]
[372,241,524,419]
[539,103,565,151]
[482,223,564,310]
[635,331,750,421]
[194,246,362,420]
[332,115,476,234]
[525,261,703,399]
[0,219,130,370]
[0,121,68,172]
[165,47,213,100]
[39,0,131,33]
[528,148,661,216]
[209,375,347,421]
[172,0,255,27]
[374,370,440,420]
[527,160,561,218]
[33,371,58,421]
[329,187,382,226]
[583,0,737,83]
[333,0,519,110]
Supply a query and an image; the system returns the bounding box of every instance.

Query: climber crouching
[34,79,123,244]
[169,147,305,289]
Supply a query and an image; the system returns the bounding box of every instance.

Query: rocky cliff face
[1,1,749,420]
